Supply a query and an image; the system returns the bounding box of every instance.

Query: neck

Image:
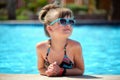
[50,38,68,51]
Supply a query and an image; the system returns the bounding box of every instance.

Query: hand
[45,61,61,77]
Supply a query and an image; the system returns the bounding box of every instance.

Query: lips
[64,29,71,31]
[63,29,71,34]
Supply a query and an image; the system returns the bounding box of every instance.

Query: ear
[46,25,53,33]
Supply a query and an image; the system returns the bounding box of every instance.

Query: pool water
[0,24,120,74]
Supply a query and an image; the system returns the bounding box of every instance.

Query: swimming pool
[0,23,120,74]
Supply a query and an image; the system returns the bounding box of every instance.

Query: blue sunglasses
[50,18,76,26]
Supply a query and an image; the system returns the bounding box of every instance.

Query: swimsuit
[44,40,73,69]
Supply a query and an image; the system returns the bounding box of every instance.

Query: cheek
[68,27,73,33]
[54,24,63,31]
[53,27,61,31]
[71,27,73,31]
[52,23,61,30]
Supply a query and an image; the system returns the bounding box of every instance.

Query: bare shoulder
[68,39,82,56]
[68,39,82,49]
[36,41,46,48]
[36,40,49,53]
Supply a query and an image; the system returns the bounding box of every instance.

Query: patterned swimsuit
[45,40,73,69]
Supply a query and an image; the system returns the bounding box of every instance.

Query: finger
[46,70,53,75]
[54,61,57,64]
[53,61,57,65]
[48,63,57,69]
[47,67,57,73]
[46,72,52,77]
[49,63,54,67]
[48,69,53,72]
[46,70,56,77]
[48,64,53,68]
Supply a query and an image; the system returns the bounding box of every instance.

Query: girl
[36,4,84,77]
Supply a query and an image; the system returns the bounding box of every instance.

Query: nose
[65,24,71,28]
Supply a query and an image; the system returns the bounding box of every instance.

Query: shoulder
[36,40,49,52]
[68,39,82,56]
[68,39,82,49]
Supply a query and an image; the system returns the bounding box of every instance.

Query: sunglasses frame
[49,18,76,26]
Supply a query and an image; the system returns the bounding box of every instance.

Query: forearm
[38,68,47,76]
[65,68,84,76]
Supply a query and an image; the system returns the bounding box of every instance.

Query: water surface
[0,24,120,74]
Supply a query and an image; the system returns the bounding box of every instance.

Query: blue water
[0,24,120,74]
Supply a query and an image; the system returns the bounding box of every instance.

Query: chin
[63,33,71,38]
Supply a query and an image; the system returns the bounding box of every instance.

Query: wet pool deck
[0,74,120,80]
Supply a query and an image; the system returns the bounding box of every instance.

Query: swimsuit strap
[64,42,67,55]
[46,39,67,59]
[45,39,73,69]
[45,39,51,61]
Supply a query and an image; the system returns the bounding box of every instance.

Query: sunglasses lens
[60,19,66,25]
[69,20,75,25]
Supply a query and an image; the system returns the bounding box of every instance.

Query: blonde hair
[39,4,73,37]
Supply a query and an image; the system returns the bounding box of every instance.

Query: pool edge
[0,74,120,80]
[0,20,120,26]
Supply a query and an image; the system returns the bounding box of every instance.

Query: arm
[36,43,61,77]
[45,42,85,76]
[36,44,47,75]
[65,43,84,76]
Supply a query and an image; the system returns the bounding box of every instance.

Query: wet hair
[39,4,74,37]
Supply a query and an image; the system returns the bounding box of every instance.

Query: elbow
[38,67,43,71]
[78,68,84,76]
[81,71,84,75]
[38,68,42,74]
[80,69,84,75]
[38,68,45,75]
[39,71,46,76]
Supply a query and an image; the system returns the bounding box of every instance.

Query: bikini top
[44,40,73,69]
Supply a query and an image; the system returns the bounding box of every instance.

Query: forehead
[57,8,73,18]
[50,10,72,20]
[63,16,71,19]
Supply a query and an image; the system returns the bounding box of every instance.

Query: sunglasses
[49,18,76,26]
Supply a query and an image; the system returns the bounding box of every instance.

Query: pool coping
[0,20,120,25]
[0,74,120,80]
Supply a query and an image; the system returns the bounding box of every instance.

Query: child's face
[50,16,73,38]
